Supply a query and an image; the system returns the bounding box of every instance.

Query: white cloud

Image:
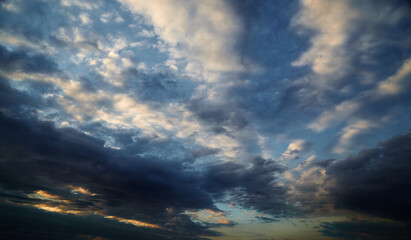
[115,0,267,160]
[279,139,311,164]
[118,0,245,78]
[130,41,148,48]
[0,31,56,55]
[100,11,125,24]
[3,69,245,159]
[292,0,410,89]
[2,0,21,12]
[308,57,411,153]
[100,12,112,23]
[332,120,376,154]
[137,62,146,71]
[378,58,411,95]
[292,0,358,78]
[309,56,411,134]
[282,154,334,214]
[138,29,155,38]
[115,15,124,23]
[60,0,100,10]
[85,36,131,86]
[308,100,360,132]
[79,13,92,25]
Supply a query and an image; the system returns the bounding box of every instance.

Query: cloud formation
[317,220,411,240]
[328,131,411,221]
[119,0,244,74]
[0,111,217,239]
[1,0,411,239]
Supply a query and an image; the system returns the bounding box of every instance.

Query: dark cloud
[327,131,411,221]
[310,158,336,168]
[255,216,280,223]
[190,147,220,159]
[0,112,219,239]
[0,203,169,240]
[230,0,308,76]
[122,69,195,103]
[0,76,38,110]
[222,0,314,131]
[1,0,411,239]
[0,201,220,240]
[0,106,290,238]
[77,121,206,165]
[202,157,289,216]
[317,220,411,240]
[188,99,249,131]
[0,76,62,120]
[0,45,58,73]
[227,0,411,137]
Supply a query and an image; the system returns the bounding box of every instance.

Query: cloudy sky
[1,0,411,239]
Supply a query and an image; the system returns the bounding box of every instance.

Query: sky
[0,0,411,239]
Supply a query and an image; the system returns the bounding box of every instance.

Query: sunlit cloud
[378,58,411,95]
[185,209,232,225]
[25,189,161,229]
[104,215,162,229]
[1,0,410,239]
[66,185,97,196]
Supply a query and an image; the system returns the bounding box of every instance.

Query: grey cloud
[287,131,411,221]
[202,157,289,216]
[0,76,63,120]
[317,220,411,240]
[122,68,195,103]
[0,203,215,240]
[0,45,58,73]
[255,216,280,223]
[188,99,249,131]
[258,0,411,135]
[0,112,220,239]
[327,131,411,221]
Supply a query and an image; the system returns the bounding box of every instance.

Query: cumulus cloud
[282,155,335,215]
[79,13,92,25]
[279,139,312,163]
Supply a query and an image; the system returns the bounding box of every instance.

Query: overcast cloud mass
[1,0,411,239]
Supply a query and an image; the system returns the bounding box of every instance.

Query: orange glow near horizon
[24,189,161,230]
[104,215,162,229]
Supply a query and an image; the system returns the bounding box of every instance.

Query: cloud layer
[1,0,411,239]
